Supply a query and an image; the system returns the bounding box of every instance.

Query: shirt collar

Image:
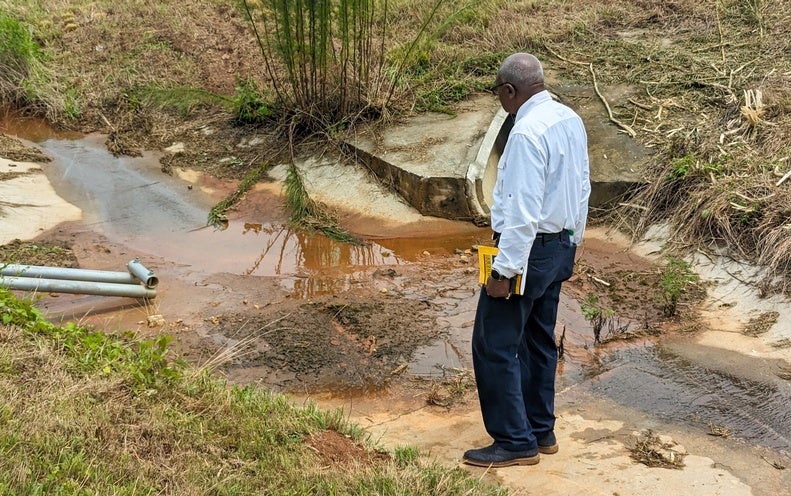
[514,90,552,122]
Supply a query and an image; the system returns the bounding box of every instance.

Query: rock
[164,142,185,154]
[147,314,165,328]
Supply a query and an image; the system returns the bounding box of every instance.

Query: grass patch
[207,160,273,228]
[128,83,233,117]
[0,11,69,119]
[285,163,364,245]
[0,288,504,494]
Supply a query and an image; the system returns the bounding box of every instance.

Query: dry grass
[528,0,791,290]
[629,429,687,469]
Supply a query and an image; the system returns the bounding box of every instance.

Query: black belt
[536,231,564,242]
[492,230,570,246]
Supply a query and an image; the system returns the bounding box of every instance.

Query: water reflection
[216,220,408,298]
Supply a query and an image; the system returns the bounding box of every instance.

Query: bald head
[492,53,545,114]
[497,53,544,90]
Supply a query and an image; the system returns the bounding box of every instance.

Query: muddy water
[3,115,790,456]
[32,133,483,298]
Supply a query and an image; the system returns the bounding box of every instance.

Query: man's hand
[485,276,512,299]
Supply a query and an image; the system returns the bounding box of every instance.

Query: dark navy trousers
[472,232,576,451]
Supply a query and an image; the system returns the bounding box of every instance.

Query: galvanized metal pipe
[1,264,139,285]
[127,258,158,288]
[0,276,157,299]
[1,259,158,289]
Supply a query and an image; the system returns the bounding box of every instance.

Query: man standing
[464,53,590,467]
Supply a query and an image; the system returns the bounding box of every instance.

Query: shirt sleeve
[575,152,590,245]
[490,132,546,279]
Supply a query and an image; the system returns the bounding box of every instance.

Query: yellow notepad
[477,245,523,295]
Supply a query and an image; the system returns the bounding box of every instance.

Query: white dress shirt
[490,90,590,293]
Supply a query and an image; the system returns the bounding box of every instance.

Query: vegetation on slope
[0,288,503,494]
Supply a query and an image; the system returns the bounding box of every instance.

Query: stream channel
[3,114,790,462]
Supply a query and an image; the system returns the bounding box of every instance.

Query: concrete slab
[0,157,82,244]
[343,78,651,224]
[346,96,498,223]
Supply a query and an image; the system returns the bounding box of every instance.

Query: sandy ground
[2,141,790,495]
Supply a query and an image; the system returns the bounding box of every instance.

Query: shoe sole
[463,454,540,468]
[538,444,559,455]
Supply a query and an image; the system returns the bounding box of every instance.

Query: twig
[715,3,726,64]
[733,191,775,203]
[628,98,653,110]
[545,44,637,137]
[545,44,638,138]
[99,112,116,132]
[776,169,791,187]
[761,455,787,470]
[589,64,637,138]
[729,201,754,212]
[619,202,648,210]
[544,44,588,66]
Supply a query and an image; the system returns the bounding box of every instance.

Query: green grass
[0,288,504,495]
[284,164,364,245]
[658,256,698,317]
[0,11,66,119]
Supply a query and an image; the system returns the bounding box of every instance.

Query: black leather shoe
[462,444,540,467]
[536,431,559,455]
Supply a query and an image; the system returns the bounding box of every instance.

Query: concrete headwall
[344,85,651,225]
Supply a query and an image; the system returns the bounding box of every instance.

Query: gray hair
[498,53,544,87]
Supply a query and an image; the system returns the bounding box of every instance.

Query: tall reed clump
[239,0,444,244]
[240,0,444,137]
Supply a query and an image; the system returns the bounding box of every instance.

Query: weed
[666,155,696,179]
[394,446,420,468]
[207,161,272,228]
[658,256,698,317]
[284,164,363,245]
[581,293,615,345]
[232,78,275,124]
